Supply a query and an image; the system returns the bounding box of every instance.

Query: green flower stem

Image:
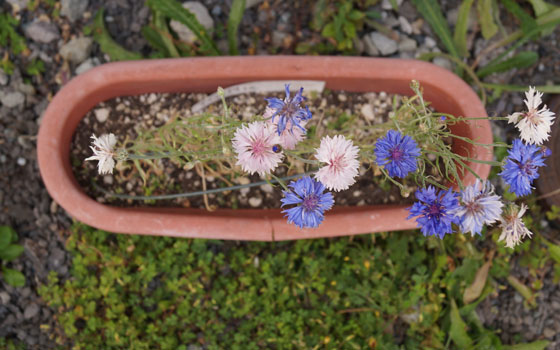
[97,172,314,201]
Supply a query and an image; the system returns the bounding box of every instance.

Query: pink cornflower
[507,87,555,145]
[314,135,360,191]
[232,121,283,176]
[264,107,307,150]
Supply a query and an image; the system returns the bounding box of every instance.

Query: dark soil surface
[71,90,413,210]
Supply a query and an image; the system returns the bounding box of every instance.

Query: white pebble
[94,108,110,123]
[17,157,26,166]
[249,197,263,207]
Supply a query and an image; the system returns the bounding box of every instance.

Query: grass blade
[449,299,474,349]
[147,0,220,55]
[412,0,459,58]
[92,10,142,61]
[502,340,550,350]
[227,0,246,55]
[453,0,474,57]
[476,51,538,78]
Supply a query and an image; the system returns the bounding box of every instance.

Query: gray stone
[24,303,40,319]
[369,32,398,56]
[75,58,99,75]
[362,35,379,56]
[18,83,35,96]
[381,0,403,10]
[398,37,417,52]
[0,291,10,305]
[245,0,263,8]
[94,108,110,123]
[170,2,214,44]
[424,37,437,49]
[398,16,412,35]
[0,69,8,86]
[543,328,556,338]
[360,104,375,121]
[248,197,262,208]
[61,0,89,22]
[433,57,453,71]
[60,37,93,64]
[272,31,287,48]
[7,0,28,11]
[16,157,26,166]
[24,20,60,44]
[50,247,65,269]
[1,91,25,108]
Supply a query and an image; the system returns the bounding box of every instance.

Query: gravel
[1,0,560,347]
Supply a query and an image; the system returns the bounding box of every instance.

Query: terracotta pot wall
[38,57,492,241]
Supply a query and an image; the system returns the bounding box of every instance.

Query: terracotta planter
[37,56,492,241]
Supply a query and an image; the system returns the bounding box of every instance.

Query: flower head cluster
[281,176,334,229]
[407,186,461,238]
[507,87,555,145]
[314,135,360,191]
[499,138,548,197]
[86,133,117,175]
[232,121,283,176]
[498,203,532,248]
[264,107,307,150]
[374,130,421,178]
[455,180,503,236]
[265,84,312,136]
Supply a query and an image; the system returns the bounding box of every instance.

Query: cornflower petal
[280,176,334,229]
[507,87,555,145]
[232,121,284,176]
[314,135,360,191]
[374,130,421,178]
[498,203,533,248]
[265,84,312,136]
[407,186,461,239]
[455,180,503,236]
[499,139,548,197]
[85,133,117,175]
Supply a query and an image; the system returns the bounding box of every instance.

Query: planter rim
[37,56,492,241]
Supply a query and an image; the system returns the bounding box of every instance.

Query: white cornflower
[498,203,533,248]
[455,180,503,236]
[232,121,283,176]
[85,133,117,175]
[314,135,360,191]
[264,107,307,150]
[507,87,555,145]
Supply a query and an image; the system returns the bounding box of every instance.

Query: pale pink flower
[498,203,533,248]
[507,87,555,145]
[232,121,283,176]
[264,107,307,150]
[314,135,360,191]
[85,133,117,175]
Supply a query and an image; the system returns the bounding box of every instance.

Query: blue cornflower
[374,130,421,178]
[407,186,461,239]
[265,84,312,135]
[499,138,548,197]
[281,176,334,229]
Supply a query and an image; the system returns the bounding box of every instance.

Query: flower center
[519,161,536,176]
[302,194,319,212]
[524,111,541,125]
[390,147,404,161]
[428,203,442,217]
[251,140,267,157]
[465,201,482,214]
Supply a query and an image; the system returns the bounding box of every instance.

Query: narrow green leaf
[412,0,459,58]
[502,340,550,350]
[153,10,180,57]
[476,51,538,78]
[93,9,143,61]
[501,0,538,36]
[0,244,24,261]
[227,0,245,55]
[449,299,474,349]
[142,25,171,55]
[0,226,14,249]
[507,276,537,308]
[147,0,220,55]
[528,0,555,17]
[453,0,474,57]
[2,267,25,287]
[477,0,498,39]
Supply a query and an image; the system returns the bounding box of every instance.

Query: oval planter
[37,56,492,241]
